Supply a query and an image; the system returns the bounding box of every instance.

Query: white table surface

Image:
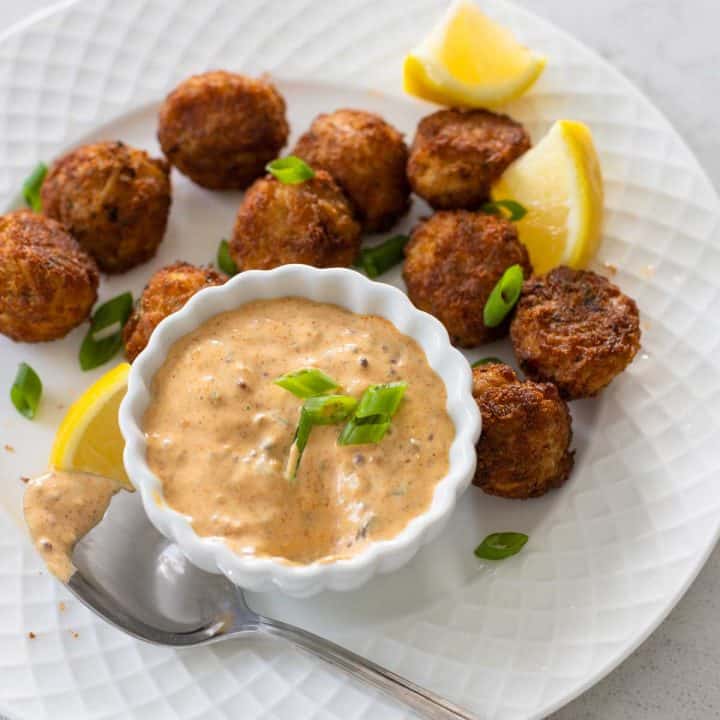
[1,1,718,718]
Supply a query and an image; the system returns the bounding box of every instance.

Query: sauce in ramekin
[143,297,454,564]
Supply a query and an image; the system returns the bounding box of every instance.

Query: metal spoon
[66,489,477,720]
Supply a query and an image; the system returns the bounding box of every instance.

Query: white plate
[1,1,719,718]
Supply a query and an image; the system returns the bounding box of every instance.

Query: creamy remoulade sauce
[23,470,121,582]
[143,297,454,564]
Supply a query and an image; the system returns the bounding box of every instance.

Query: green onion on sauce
[338,382,407,446]
[285,395,357,482]
[274,368,340,398]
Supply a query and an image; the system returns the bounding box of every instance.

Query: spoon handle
[258,616,478,720]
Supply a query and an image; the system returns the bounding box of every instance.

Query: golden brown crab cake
[0,210,99,342]
[407,108,531,210]
[293,109,410,232]
[229,170,361,270]
[123,262,227,361]
[472,362,574,499]
[510,266,641,399]
[403,210,532,347]
[157,70,289,190]
[41,141,171,273]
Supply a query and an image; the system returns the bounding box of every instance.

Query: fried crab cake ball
[510,266,641,399]
[293,109,410,232]
[403,210,532,347]
[472,362,574,499]
[157,71,289,190]
[41,141,171,274]
[230,170,361,270]
[407,108,531,210]
[0,210,99,342]
[123,262,227,361]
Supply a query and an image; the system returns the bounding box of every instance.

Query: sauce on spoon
[23,470,121,582]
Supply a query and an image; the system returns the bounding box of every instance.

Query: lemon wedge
[403,0,546,108]
[49,363,132,488]
[491,119,604,274]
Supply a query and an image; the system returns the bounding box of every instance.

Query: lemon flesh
[403,0,546,108]
[492,119,604,275]
[49,363,131,488]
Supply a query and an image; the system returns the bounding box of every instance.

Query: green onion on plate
[79,292,134,371]
[10,362,42,419]
[355,234,409,279]
[474,532,528,560]
[481,199,527,222]
[217,239,238,276]
[22,162,48,213]
[471,357,504,368]
[266,156,315,184]
[483,264,524,328]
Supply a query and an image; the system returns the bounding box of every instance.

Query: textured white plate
[1,1,719,719]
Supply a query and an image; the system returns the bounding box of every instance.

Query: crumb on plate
[602,262,618,277]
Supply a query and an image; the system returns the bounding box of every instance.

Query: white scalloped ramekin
[119,265,481,597]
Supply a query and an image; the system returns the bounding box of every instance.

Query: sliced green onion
[338,415,390,445]
[355,382,407,418]
[80,334,124,372]
[471,357,504,368]
[338,382,406,446]
[90,292,133,334]
[474,532,528,560]
[481,199,527,222]
[22,162,47,212]
[10,362,42,419]
[266,156,315,184]
[303,394,358,425]
[280,377,407,473]
[285,408,313,483]
[284,396,357,482]
[217,239,238,276]
[483,264,524,328]
[294,410,313,455]
[79,292,134,371]
[274,368,340,398]
[356,234,409,279]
